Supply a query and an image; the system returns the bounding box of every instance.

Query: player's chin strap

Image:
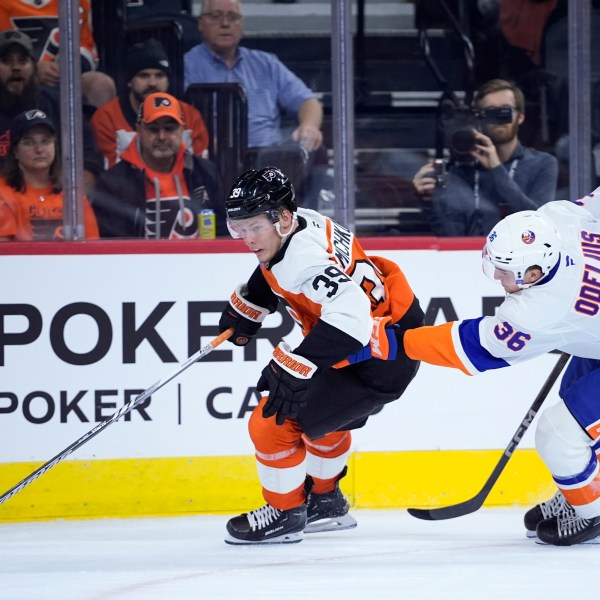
[275,212,298,245]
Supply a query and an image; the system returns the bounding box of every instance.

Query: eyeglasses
[202,11,243,24]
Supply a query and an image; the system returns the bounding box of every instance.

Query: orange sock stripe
[310,475,338,495]
[263,482,306,510]
[302,430,351,458]
[304,431,352,494]
[560,472,600,507]
[249,397,304,462]
[255,447,305,469]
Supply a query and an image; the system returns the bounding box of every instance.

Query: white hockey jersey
[404,190,600,375]
[257,208,418,365]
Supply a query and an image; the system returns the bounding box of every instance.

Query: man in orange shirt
[91,39,209,169]
[91,92,224,238]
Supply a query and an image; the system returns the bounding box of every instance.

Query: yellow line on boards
[0,450,555,522]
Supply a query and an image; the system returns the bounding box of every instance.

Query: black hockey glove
[219,284,271,346]
[258,342,317,425]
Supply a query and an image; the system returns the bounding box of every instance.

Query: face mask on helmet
[226,215,278,239]
[226,166,297,239]
[482,210,561,289]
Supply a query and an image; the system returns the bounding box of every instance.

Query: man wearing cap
[91,92,226,239]
[91,39,209,168]
[0,0,115,109]
[0,29,103,192]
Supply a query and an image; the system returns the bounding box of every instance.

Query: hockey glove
[258,342,317,425]
[219,284,271,346]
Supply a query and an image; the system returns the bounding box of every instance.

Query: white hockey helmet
[482,210,561,289]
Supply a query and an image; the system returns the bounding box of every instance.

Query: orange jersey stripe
[404,322,471,375]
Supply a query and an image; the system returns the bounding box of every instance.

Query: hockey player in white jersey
[218,167,423,544]
[401,187,600,545]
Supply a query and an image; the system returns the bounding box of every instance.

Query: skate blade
[304,513,357,534]
[534,535,600,546]
[526,530,536,539]
[224,530,303,545]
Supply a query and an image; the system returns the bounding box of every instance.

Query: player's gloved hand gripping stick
[0,328,234,506]
[219,284,271,346]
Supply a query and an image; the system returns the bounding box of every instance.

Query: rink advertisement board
[0,239,557,519]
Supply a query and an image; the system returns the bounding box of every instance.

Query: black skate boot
[224,503,307,545]
[305,466,357,534]
[523,491,575,538]
[536,512,600,546]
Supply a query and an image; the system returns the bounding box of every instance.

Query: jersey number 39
[312,266,351,298]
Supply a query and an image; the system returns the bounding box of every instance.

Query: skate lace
[540,491,570,520]
[556,512,591,539]
[247,505,281,531]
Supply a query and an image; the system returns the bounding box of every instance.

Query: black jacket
[91,147,227,238]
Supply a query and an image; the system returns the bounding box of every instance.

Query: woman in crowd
[0,109,99,241]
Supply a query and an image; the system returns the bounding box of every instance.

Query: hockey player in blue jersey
[401,187,600,546]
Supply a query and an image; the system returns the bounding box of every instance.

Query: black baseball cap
[10,110,57,144]
[0,30,35,59]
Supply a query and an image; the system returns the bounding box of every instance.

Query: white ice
[1,509,596,600]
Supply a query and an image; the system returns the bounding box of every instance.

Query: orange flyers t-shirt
[0,180,99,241]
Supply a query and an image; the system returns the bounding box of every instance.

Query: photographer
[412,79,558,236]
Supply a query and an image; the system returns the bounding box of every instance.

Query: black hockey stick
[407,352,570,521]
[0,328,233,506]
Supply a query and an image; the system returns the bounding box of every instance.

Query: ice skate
[523,491,575,538]
[224,503,306,545]
[536,512,600,546]
[305,468,357,534]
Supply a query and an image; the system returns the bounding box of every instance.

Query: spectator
[412,78,558,236]
[0,0,116,108]
[91,92,226,239]
[183,0,326,206]
[0,30,103,193]
[91,38,210,169]
[0,109,99,241]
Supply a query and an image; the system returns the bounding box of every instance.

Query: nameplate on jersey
[331,221,353,270]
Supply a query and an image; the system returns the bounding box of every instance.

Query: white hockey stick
[0,328,233,506]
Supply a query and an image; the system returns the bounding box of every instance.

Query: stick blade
[407,497,483,521]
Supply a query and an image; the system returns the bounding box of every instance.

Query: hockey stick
[407,352,571,521]
[0,328,233,506]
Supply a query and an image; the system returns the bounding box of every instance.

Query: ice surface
[0,509,595,600]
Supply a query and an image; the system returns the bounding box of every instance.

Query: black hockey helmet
[226,166,296,222]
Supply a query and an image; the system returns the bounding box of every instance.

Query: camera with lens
[443,104,513,156]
